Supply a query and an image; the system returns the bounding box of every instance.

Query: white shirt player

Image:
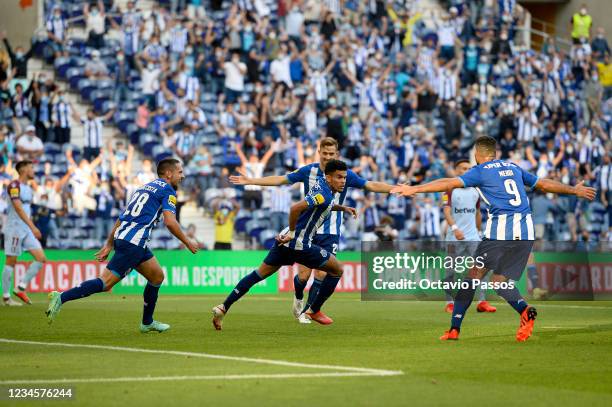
[5,180,33,233]
[442,187,481,241]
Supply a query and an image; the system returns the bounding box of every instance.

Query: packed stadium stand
[0,0,610,251]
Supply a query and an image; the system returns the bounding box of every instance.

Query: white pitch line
[0,372,394,385]
[535,304,612,310]
[0,338,402,377]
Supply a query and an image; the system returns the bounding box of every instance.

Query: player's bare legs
[12,248,47,304]
[135,257,169,333]
[301,255,343,325]
[212,262,281,330]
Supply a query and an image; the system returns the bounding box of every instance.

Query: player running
[45,158,199,332]
[213,159,357,330]
[392,136,596,342]
[2,160,46,306]
[230,137,393,324]
[442,159,496,314]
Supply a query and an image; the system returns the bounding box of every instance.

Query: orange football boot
[476,301,496,313]
[440,328,460,340]
[516,306,537,342]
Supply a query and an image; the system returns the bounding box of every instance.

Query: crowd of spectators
[0,0,610,250]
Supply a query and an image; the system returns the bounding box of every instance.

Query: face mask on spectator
[580,8,587,15]
[118,54,124,61]
[16,51,23,58]
[147,63,155,70]
[91,7,99,15]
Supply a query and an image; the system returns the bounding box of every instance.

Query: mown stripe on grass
[0,338,403,377]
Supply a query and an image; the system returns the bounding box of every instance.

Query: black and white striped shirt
[81,117,104,148]
[438,71,457,101]
[270,185,292,213]
[53,101,71,128]
[170,26,189,54]
[12,95,29,118]
[46,16,67,41]
[179,75,200,102]
[311,71,328,101]
[597,164,612,191]
[517,111,538,142]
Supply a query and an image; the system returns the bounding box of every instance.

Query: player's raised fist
[574,181,597,201]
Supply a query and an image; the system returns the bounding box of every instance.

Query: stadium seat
[66,67,85,90]
[116,112,135,132]
[165,240,182,250]
[44,142,62,156]
[259,229,277,250]
[152,145,172,162]
[54,57,72,79]
[82,239,100,250]
[204,188,223,204]
[78,79,97,101]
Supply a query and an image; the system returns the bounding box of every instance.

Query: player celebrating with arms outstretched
[230,137,393,324]
[2,161,46,306]
[213,160,357,330]
[46,158,200,332]
[392,136,596,341]
[442,159,496,314]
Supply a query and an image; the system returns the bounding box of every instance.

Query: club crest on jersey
[168,195,177,207]
[313,193,325,205]
[320,248,328,258]
[9,188,19,198]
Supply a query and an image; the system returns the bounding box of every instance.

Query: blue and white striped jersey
[284,177,334,251]
[114,179,177,247]
[286,163,366,235]
[459,160,539,241]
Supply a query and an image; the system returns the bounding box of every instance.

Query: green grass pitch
[1,293,611,406]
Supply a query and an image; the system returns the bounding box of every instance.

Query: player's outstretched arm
[535,179,597,200]
[163,211,199,254]
[391,178,464,197]
[95,219,121,261]
[365,181,395,194]
[229,167,290,186]
[276,200,309,244]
